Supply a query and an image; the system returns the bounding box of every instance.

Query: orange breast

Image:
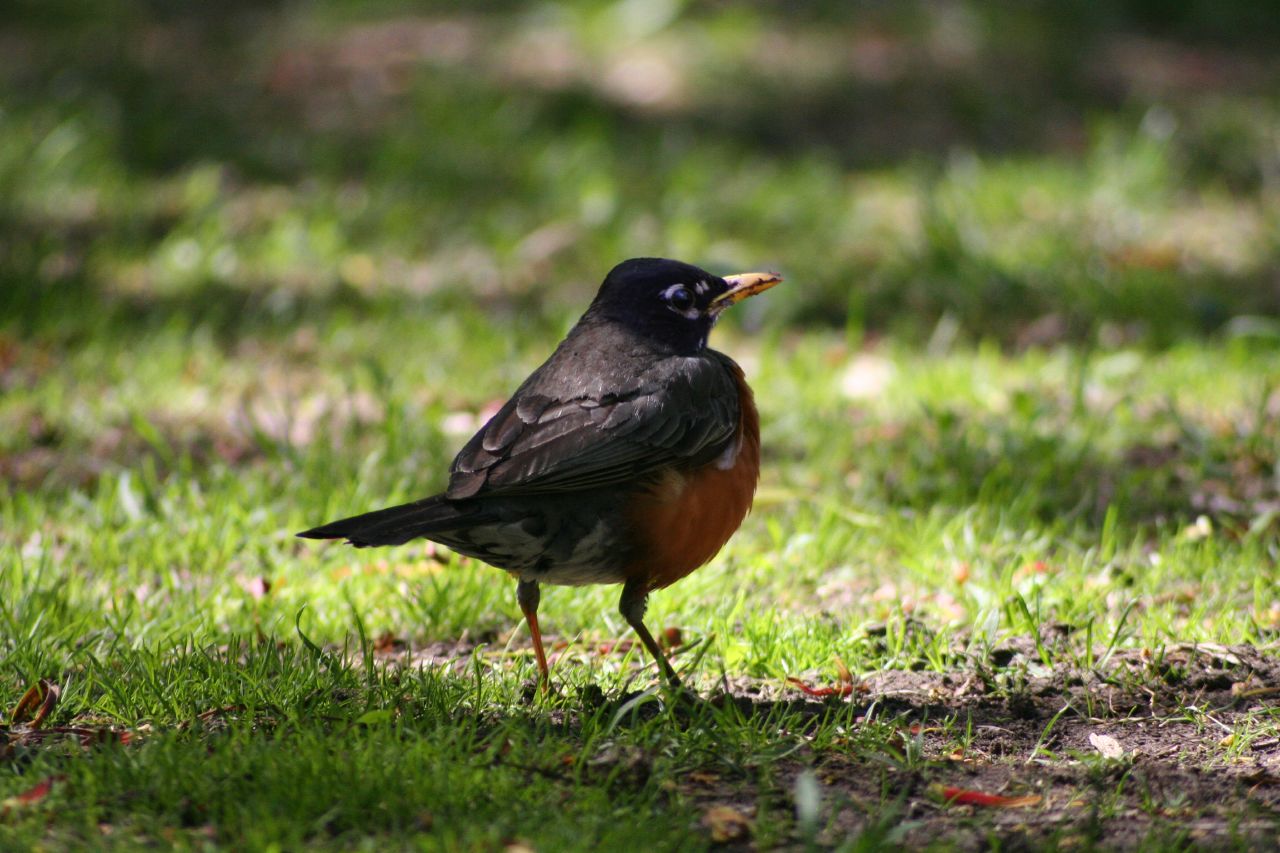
[624,367,760,591]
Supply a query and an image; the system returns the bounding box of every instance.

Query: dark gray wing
[445,354,740,499]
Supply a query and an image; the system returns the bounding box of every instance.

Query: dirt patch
[764,644,1280,850]
[377,638,1280,849]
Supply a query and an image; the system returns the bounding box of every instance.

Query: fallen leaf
[786,677,854,698]
[703,804,752,843]
[932,785,1042,808]
[16,778,58,804]
[661,627,683,649]
[1089,732,1125,759]
[11,679,60,728]
[197,705,244,722]
[688,771,719,785]
[0,775,64,815]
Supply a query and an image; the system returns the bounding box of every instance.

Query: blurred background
[5,0,1280,347]
[3,1,1279,603]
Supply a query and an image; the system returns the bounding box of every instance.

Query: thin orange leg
[516,580,550,688]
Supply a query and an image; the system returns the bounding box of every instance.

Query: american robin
[299,258,781,687]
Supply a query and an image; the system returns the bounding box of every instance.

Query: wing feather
[445,354,739,499]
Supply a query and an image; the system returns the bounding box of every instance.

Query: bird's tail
[297,495,486,548]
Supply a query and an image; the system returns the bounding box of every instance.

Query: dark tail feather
[297,495,486,547]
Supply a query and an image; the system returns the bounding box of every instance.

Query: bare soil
[383,637,1280,850]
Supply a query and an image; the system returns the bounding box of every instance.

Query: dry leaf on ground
[933,785,1042,808]
[703,804,752,843]
[0,775,64,816]
[1089,732,1125,759]
[11,680,60,729]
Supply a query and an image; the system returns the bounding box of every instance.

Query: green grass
[4,1,1280,849]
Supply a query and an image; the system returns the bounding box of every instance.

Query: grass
[3,1,1280,849]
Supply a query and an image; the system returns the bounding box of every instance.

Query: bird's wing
[445,355,740,499]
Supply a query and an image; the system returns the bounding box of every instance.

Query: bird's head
[585,257,782,353]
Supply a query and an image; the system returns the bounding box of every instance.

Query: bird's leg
[619,579,681,687]
[516,579,550,689]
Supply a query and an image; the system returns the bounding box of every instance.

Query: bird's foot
[609,682,704,719]
[519,677,559,703]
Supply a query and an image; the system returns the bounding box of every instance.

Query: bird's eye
[664,285,694,312]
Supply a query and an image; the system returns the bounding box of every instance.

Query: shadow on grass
[9,1,1280,174]
[16,637,1276,848]
[5,3,1280,343]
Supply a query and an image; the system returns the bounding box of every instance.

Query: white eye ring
[662,284,695,313]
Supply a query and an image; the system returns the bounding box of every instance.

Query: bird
[298,258,781,689]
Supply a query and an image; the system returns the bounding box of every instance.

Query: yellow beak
[712,271,784,309]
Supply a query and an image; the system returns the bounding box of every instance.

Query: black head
[584,258,781,354]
